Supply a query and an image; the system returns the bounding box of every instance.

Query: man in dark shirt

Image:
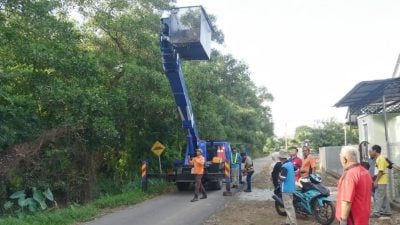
[271,157,282,189]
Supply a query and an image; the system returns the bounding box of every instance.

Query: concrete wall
[319,146,344,176]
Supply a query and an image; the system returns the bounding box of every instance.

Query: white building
[335,77,400,199]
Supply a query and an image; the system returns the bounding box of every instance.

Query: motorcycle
[272,174,335,225]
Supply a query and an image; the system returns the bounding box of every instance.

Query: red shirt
[290,156,302,181]
[336,164,372,225]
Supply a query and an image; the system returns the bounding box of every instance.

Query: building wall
[319,146,344,176]
[357,113,400,199]
[357,113,400,163]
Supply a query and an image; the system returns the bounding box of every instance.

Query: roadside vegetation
[0,180,169,225]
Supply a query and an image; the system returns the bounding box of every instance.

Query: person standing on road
[271,153,282,189]
[288,147,302,181]
[300,146,316,178]
[278,150,297,225]
[367,147,376,199]
[189,148,207,202]
[336,146,372,225]
[242,153,254,192]
[370,144,392,217]
[230,147,241,188]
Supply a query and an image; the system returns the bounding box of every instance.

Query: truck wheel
[176,182,190,191]
[210,180,222,190]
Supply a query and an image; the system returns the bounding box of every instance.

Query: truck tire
[209,180,222,190]
[176,182,190,191]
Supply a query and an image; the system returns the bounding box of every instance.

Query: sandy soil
[203,157,400,225]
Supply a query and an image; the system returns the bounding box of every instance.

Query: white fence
[319,146,348,176]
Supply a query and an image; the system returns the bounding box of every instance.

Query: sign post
[141,160,147,192]
[151,141,165,174]
[223,160,232,196]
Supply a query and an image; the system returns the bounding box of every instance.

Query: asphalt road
[84,157,268,225]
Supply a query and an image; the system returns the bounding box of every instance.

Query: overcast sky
[175,0,400,137]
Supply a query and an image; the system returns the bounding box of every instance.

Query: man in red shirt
[336,146,372,225]
[288,146,302,181]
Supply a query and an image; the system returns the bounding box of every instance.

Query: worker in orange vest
[189,148,207,202]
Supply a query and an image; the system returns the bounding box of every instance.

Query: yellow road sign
[151,141,165,157]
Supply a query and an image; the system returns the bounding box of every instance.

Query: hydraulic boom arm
[160,16,200,163]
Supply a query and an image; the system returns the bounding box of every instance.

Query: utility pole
[392,53,400,78]
[284,123,288,150]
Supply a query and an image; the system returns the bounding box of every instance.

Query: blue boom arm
[160,17,201,164]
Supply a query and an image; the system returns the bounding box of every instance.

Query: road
[84,157,268,225]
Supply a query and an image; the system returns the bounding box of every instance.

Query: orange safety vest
[189,155,205,174]
[216,146,226,161]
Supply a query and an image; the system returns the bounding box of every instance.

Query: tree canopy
[266,118,359,152]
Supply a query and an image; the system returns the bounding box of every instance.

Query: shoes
[243,189,251,192]
[190,197,198,202]
[200,195,207,199]
[232,185,238,188]
[380,212,392,216]
[370,213,380,218]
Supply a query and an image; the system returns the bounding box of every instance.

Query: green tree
[293,118,359,151]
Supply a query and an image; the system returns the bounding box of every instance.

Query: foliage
[291,118,359,150]
[3,188,55,217]
[298,118,359,150]
[183,51,274,154]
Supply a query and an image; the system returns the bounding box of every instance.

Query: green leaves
[43,187,54,202]
[9,190,26,200]
[183,51,274,153]
[33,189,46,210]
[3,201,13,210]
[26,198,38,212]
[291,118,359,150]
[4,187,55,216]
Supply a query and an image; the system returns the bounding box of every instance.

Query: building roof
[334,77,400,115]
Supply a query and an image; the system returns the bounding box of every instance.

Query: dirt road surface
[203,154,338,225]
[203,154,400,225]
[82,155,400,225]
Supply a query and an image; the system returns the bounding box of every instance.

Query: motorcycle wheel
[274,201,287,216]
[312,200,335,225]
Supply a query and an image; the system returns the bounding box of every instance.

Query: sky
[175,0,400,137]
